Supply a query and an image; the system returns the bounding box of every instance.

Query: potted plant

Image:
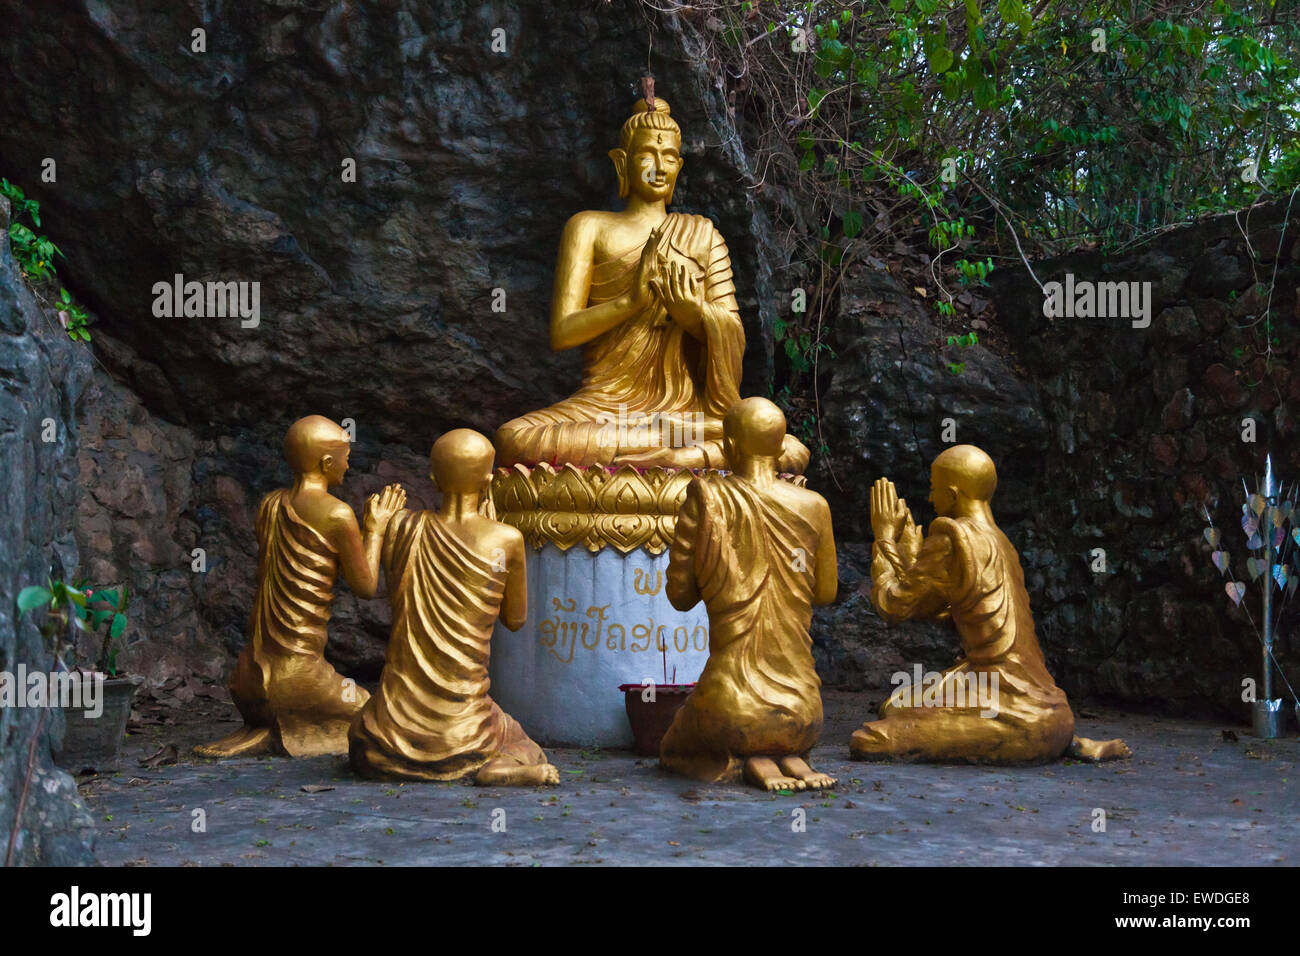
[618,644,696,756]
[17,579,139,771]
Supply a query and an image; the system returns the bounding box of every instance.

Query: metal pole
[1255,454,1285,738]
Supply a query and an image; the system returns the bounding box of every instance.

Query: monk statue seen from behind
[195,415,405,758]
[495,92,809,474]
[852,444,1130,764]
[348,429,559,786]
[660,398,837,791]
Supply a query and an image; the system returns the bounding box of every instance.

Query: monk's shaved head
[284,415,350,474]
[931,444,997,502]
[431,429,496,494]
[724,397,787,459]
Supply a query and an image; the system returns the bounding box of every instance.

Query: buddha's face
[624,128,682,202]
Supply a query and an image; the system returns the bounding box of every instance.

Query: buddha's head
[284,415,351,486]
[430,428,496,496]
[723,397,786,465]
[609,97,682,204]
[929,444,997,517]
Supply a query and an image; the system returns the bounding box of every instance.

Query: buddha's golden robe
[348,510,546,780]
[660,475,824,781]
[226,490,369,756]
[497,213,776,469]
[864,516,1076,763]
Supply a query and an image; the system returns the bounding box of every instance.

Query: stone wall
[811,200,1300,719]
[0,196,96,865]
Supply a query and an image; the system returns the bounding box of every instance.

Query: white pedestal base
[489,543,709,747]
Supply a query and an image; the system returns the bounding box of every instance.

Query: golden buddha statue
[659,398,837,790]
[851,445,1130,764]
[348,429,559,786]
[195,415,405,758]
[494,94,809,474]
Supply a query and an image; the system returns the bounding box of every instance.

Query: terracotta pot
[53,674,141,772]
[618,683,695,756]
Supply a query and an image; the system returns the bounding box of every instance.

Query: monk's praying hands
[870,477,911,542]
[364,483,406,532]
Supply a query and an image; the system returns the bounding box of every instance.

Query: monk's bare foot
[1069,736,1132,762]
[848,724,893,761]
[778,756,836,789]
[194,726,271,758]
[743,756,805,792]
[474,760,560,787]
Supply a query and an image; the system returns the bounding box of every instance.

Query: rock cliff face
[0,196,96,865]
[813,201,1300,716]
[0,1,788,681]
[1,0,1294,726]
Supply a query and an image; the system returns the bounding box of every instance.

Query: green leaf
[807,88,826,114]
[843,209,863,238]
[17,586,52,613]
[110,613,127,639]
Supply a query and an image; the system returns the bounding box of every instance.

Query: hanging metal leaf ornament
[1251,494,1267,516]
[1248,532,1263,550]
[1247,556,1264,580]
[1204,527,1221,548]
[1280,500,1294,523]
[1226,581,1247,605]
[1275,564,1289,592]
[1243,514,1259,537]
[1289,573,1299,598]
[1266,506,1281,529]
[1293,527,1300,547]
[1211,551,1230,575]
[1273,527,1287,550]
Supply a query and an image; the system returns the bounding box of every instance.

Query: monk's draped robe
[348,510,546,780]
[226,489,369,756]
[862,516,1076,763]
[660,475,824,781]
[496,213,808,473]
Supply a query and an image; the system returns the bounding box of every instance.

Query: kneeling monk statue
[349,429,559,786]
[494,91,808,474]
[660,398,838,791]
[196,415,405,758]
[851,444,1129,764]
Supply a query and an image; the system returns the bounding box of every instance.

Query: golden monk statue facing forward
[851,445,1129,764]
[660,398,837,791]
[349,429,559,786]
[196,415,405,758]
[495,94,809,474]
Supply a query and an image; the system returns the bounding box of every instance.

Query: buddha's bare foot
[613,446,704,470]
[778,756,836,789]
[743,756,805,792]
[194,726,271,758]
[474,759,560,787]
[1068,736,1132,762]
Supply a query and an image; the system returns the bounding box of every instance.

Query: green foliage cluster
[18,580,130,675]
[2,178,91,341]
[667,0,1300,382]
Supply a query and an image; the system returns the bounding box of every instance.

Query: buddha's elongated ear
[608,148,629,199]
